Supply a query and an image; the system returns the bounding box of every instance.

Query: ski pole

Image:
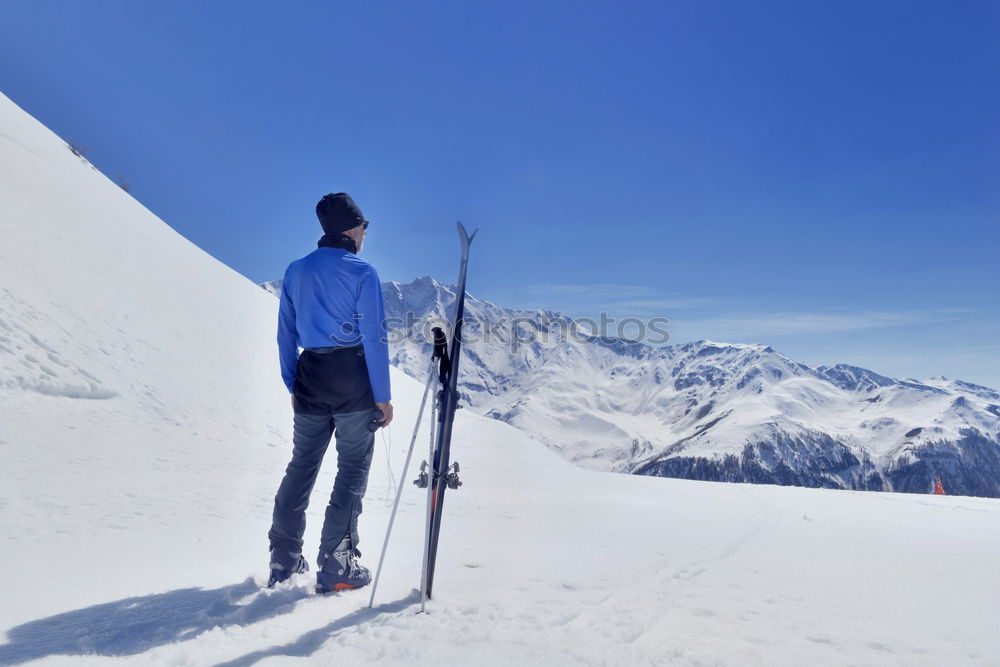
[368,357,439,608]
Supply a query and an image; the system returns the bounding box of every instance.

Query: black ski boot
[316,537,371,593]
[267,548,309,588]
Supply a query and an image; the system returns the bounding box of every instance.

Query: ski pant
[268,408,377,570]
[268,346,378,571]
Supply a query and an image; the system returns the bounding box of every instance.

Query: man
[268,192,393,594]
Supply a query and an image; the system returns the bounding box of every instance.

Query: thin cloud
[511,283,718,312]
[678,308,975,338]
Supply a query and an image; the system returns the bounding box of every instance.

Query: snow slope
[2,91,999,665]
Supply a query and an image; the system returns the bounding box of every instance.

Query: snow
[2,90,1000,665]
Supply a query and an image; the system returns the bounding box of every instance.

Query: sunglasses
[362,220,370,230]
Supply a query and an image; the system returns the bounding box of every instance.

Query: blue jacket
[277,247,391,403]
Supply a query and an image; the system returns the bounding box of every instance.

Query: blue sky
[2,0,998,387]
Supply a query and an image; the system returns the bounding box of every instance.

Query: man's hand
[375,401,393,428]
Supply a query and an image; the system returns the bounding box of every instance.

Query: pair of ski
[368,222,478,612]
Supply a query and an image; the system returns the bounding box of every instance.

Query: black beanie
[316,192,367,235]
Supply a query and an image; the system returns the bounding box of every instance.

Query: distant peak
[401,275,453,291]
[683,339,772,353]
[698,339,766,348]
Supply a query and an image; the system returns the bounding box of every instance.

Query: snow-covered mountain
[265,276,1000,497]
[4,90,1000,665]
[260,279,282,298]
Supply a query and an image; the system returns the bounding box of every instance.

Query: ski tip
[456,221,479,246]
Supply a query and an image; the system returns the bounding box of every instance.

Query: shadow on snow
[213,591,420,667]
[0,577,416,665]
